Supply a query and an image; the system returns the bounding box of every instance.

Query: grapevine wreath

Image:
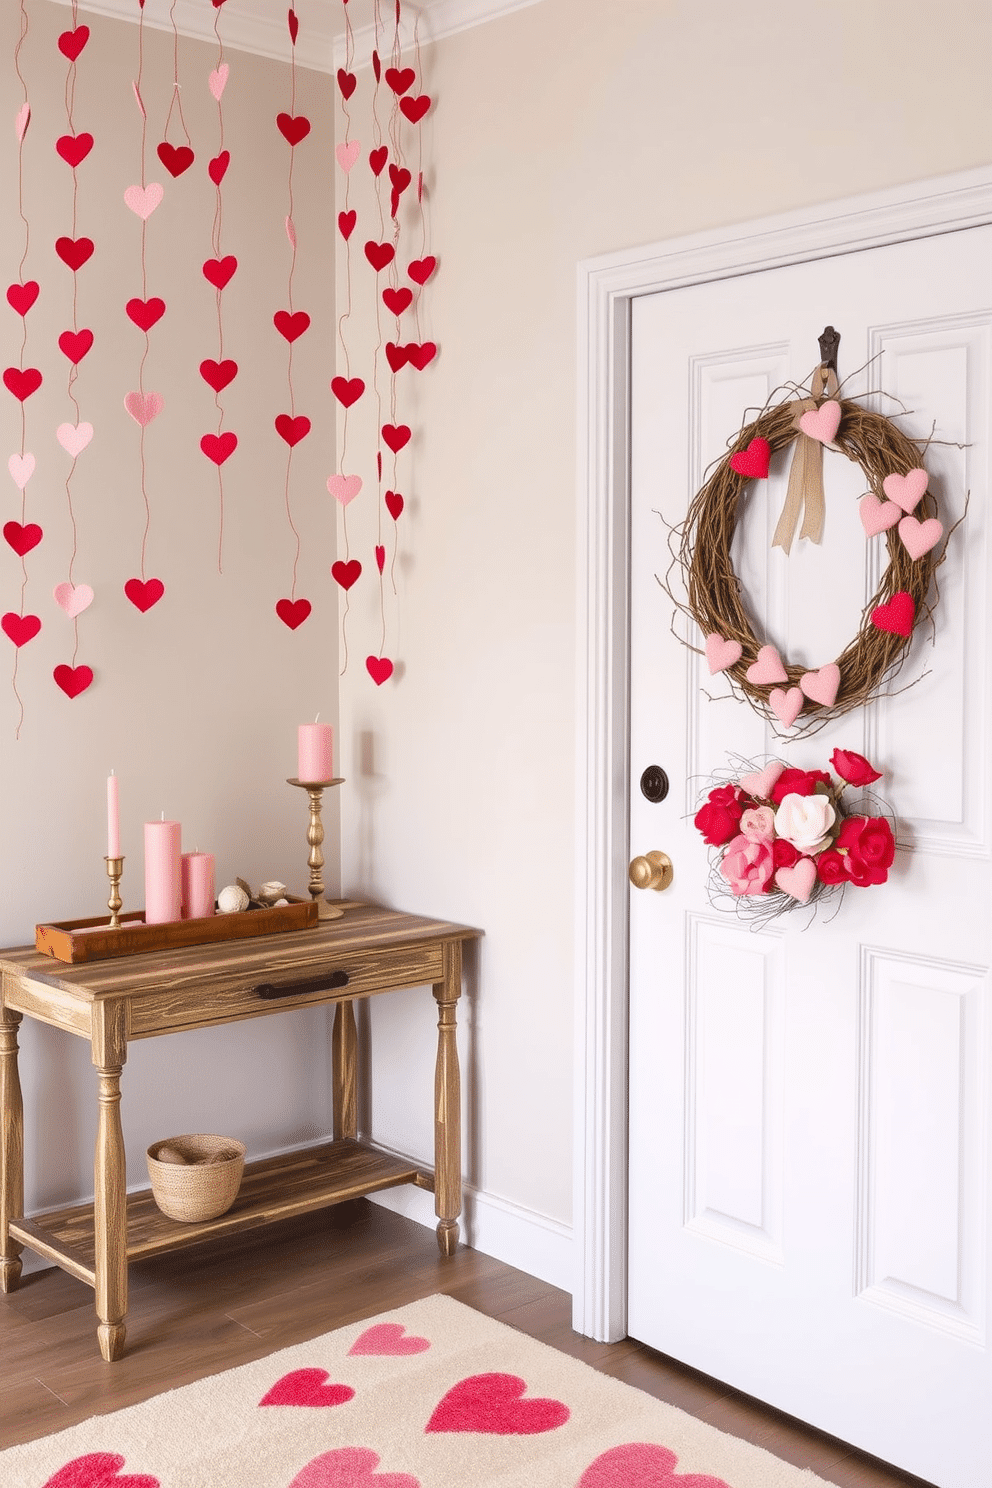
[670,364,950,735]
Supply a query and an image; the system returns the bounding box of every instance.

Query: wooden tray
[35,898,318,964]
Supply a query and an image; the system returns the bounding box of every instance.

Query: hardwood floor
[0,1200,933,1486]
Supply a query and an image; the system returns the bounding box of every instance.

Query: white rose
[774,791,836,855]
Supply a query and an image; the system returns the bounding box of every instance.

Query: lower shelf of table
[10,1139,434,1288]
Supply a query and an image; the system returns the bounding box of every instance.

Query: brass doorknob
[629,850,674,892]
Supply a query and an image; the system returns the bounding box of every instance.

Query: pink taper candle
[144,818,182,924]
[107,773,121,858]
[298,721,333,782]
[181,852,215,920]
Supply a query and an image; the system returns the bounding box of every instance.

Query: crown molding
[334,0,544,69]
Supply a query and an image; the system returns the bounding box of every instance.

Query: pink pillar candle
[107,774,121,859]
[144,820,182,924]
[298,722,333,782]
[181,852,215,920]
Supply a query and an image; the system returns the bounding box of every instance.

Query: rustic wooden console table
[0,901,481,1361]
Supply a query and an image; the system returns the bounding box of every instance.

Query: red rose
[830,749,882,787]
[694,801,740,847]
[707,784,743,811]
[770,768,832,804]
[772,838,800,868]
[816,849,847,884]
[836,816,895,885]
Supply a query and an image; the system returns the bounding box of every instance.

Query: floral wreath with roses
[694,748,896,922]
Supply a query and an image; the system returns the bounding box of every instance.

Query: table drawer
[128,942,446,1037]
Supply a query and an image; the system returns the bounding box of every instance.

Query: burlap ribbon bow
[771,366,840,554]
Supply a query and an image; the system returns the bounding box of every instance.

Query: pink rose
[739,805,775,842]
[719,833,775,896]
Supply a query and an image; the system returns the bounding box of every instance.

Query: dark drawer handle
[253,970,350,1000]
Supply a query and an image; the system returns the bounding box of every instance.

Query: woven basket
[146,1134,246,1223]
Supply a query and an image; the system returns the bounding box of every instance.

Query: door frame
[572,164,992,1344]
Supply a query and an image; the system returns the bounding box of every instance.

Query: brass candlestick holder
[104,856,125,929]
[287,778,344,920]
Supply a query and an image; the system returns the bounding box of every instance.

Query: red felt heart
[369,146,388,176]
[385,342,408,372]
[1,612,41,647]
[382,286,413,316]
[388,165,411,192]
[202,255,237,289]
[364,241,395,272]
[385,66,416,95]
[871,590,915,637]
[58,329,94,364]
[208,150,230,185]
[407,255,436,285]
[277,113,311,146]
[200,358,238,392]
[53,664,93,700]
[578,1443,730,1488]
[274,310,311,342]
[366,655,393,685]
[729,436,771,480]
[4,521,43,556]
[288,7,299,43]
[7,281,39,316]
[41,1451,159,1488]
[385,490,404,520]
[405,341,436,370]
[157,141,194,177]
[55,236,94,271]
[331,559,362,591]
[200,432,238,466]
[3,366,42,401]
[275,414,311,447]
[372,50,381,83]
[126,297,165,331]
[425,1373,570,1436]
[381,423,411,453]
[337,69,357,101]
[57,26,90,61]
[399,95,431,124]
[124,577,164,613]
[275,597,312,631]
[286,1447,418,1488]
[375,544,386,574]
[338,210,357,241]
[55,132,93,167]
[331,376,365,408]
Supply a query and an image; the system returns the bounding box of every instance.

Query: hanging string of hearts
[274,5,313,635]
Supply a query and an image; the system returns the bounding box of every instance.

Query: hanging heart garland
[201,12,237,572]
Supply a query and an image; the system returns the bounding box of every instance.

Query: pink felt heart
[364,241,395,272]
[260,1369,354,1407]
[728,436,770,480]
[124,182,163,219]
[6,280,39,316]
[331,377,365,408]
[53,663,93,699]
[769,686,804,728]
[578,1442,731,1488]
[331,559,362,591]
[366,655,393,685]
[858,494,902,537]
[738,761,785,799]
[200,358,238,393]
[56,132,93,167]
[15,103,30,142]
[208,63,229,100]
[799,663,840,707]
[871,590,914,637]
[336,140,360,173]
[426,1373,569,1436]
[200,432,238,466]
[337,69,357,101]
[369,146,388,176]
[375,544,386,574]
[277,113,311,146]
[882,467,928,514]
[274,310,310,342]
[382,286,413,315]
[2,612,41,647]
[327,474,363,506]
[157,141,193,177]
[57,424,93,461]
[124,391,163,427]
[385,490,403,520]
[55,236,94,271]
[385,66,416,95]
[798,399,842,444]
[349,1322,430,1355]
[745,644,787,685]
[399,95,431,124]
[898,515,943,560]
[208,150,230,185]
[57,26,90,61]
[704,633,742,675]
[287,1447,419,1488]
[58,329,94,364]
[407,256,436,285]
[126,297,166,331]
[202,255,237,289]
[125,578,164,612]
[276,598,311,630]
[4,520,42,556]
[338,210,357,241]
[54,581,94,617]
[775,858,817,904]
[8,452,35,488]
[286,214,297,248]
[275,414,311,447]
[381,423,411,453]
[405,341,436,370]
[42,1450,158,1488]
[3,366,42,401]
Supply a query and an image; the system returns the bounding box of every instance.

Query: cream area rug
[1,1294,838,1487]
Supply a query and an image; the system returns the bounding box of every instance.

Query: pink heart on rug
[775,858,817,904]
[858,493,902,537]
[728,436,770,480]
[870,590,914,637]
[898,515,943,560]
[200,432,238,466]
[2,611,41,647]
[57,422,94,457]
[124,182,163,219]
[208,63,229,100]
[769,687,804,728]
[349,1322,430,1356]
[745,645,787,685]
[8,452,35,488]
[54,581,94,617]
[42,1450,159,1488]
[336,140,360,173]
[328,474,362,506]
[53,663,93,699]
[366,655,393,685]
[124,391,163,427]
[4,520,43,556]
[577,1442,731,1488]
[274,310,311,342]
[738,761,785,799]
[331,559,362,591]
[384,490,404,520]
[798,399,841,444]
[15,102,30,142]
[276,597,312,630]
[882,467,928,514]
[287,1447,419,1488]
[259,1369,355,1407]
[704,633,742,675]
[425,1373,570,1435]
[124,578,164,613]
[799,663,840,707]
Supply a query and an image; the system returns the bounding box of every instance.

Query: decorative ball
[217,884,250,914]
[257,880,288,904]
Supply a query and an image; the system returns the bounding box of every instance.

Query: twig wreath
[668,364,950,735]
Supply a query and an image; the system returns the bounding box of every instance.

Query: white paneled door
[627,229,992,1488]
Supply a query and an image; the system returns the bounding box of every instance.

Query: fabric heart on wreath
[882,467,928,514]
[729,437,770,480]
[898,515,943,560]
[799,663,840,707]
[775,858,817,904]
[859,493,902,537]
[704,633,742,675]
[769,686,804,728]
[870,590,914,637]
[745,645,787,685]
[797,399,842,444]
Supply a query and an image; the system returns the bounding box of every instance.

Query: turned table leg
[0,997,24,1293]
[92,1002,128,1361]
[432,940,462,1256]
[332,999,358,1140]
